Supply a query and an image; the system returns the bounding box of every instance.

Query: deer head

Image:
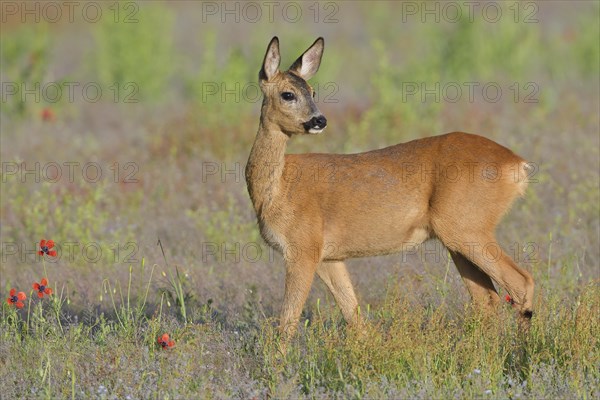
[258,37,327,136]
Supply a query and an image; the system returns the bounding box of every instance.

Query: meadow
[1,1,599,398]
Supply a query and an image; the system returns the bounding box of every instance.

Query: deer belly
[322,224,430,260]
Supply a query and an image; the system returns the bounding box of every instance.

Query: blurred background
[1,1,598,322]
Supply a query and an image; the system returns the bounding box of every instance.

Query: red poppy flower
[6,289,26,308]
[38,239,57,257]
[158,333,175,349]
[41,107,55,122]
[505,294,514,305]
[33,278,52,298]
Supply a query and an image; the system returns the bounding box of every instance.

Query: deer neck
[245,118,289,216]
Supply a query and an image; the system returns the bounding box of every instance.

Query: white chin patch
[308,127,325,134]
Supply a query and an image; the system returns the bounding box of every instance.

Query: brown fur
[245,37,535,339]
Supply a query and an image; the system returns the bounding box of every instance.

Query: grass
[1,1,599,398]
[1,277,598,398]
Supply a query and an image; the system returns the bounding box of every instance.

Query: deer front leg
[317,261,362,326]
[279,257,319,340]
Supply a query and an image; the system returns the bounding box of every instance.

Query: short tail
[515,161,532,196]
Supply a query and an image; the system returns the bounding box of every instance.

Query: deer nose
[311,115,327,128]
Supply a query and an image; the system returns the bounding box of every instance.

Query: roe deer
[245,37,535,340]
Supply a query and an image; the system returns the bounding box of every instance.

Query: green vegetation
[1,2,598,398]
[91,3,175,103]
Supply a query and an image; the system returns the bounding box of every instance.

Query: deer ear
[259,36,280,82]
[289,37,324,80]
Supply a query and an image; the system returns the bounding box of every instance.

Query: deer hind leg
[444,235,534,323]
[450,250,500,311]
[317,261,361,326]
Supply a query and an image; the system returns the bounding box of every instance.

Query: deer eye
[281,92,296,101]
